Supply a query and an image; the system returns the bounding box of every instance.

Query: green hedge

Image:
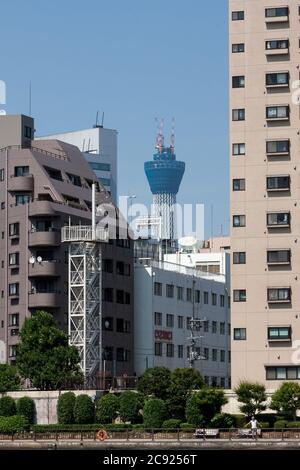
[0,396,16,417]
[180,423,195,430]
[95,394,119,424]
[0,415,28,432]
[143,399,167,429]
[74,395,95,424]
[274,420,288,429]
[57,392,76,424]
[16,397,35,424]
[162,419,182,430]
[286,422,300,428]
[31,423,132,432]
[210,413,235,428]
[231,414,247,428]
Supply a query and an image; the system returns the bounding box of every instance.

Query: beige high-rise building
[230,0,300,387]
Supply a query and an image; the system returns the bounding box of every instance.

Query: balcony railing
[61,225,109,243]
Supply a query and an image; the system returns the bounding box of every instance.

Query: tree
[17,311,83,390]
[96,394,119,424]
[138,367,171,400]
[167,368,204,420]
[16,397,35,424]
[0,364,20,392]
[74,395,95,424]
[271,382,300,421]
[57,392,76,424]
[119,391,143,423]
[185,389,227,427]
[0,396,16,417]
[235,381,267,418]
[143,398,167,428]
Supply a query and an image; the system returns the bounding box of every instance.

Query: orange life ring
[97,429,108,441]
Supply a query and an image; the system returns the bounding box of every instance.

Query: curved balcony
[29,200,56,216]
[28,260,61,277]
[28,230,60,247]
[8,175,34,192]
[28,292,61,308]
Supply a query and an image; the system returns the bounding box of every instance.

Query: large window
[232,11,244,20]
[233,143,245,155]
[15,194,30,205]
[266,72,289,87]
[233,215,246,227]
[166,284,174,298]
[116,318,131,333]
[166,344,174,358]
[212,349,218,362]
[265,7,289,18]
[266,140,290,155]
[166,314,174,328]
[266,106,289,120]
[14,166,29,177]
[154,282,162,296]
[234,328,246,340]
[9,313,19,327]
[267,212,290,227]
[266,366,300,380]
[44,166,63,181]
[266,39,289,50]
[233,252,246,264]
[232,109,245,121]
[154,312,162,326]
[116,348,130,362]
[66,173,81,187]
[155,343,162,356]
[233,290,246,302]
[268,288,291,303]
[232,76,245,88]
[90,162,111,171]
[9,253,19,266]
[268,326,291,341]
[9,283,19,296]
[177,286,183,300]
[9,223,19,237]
[267,249,290,265]
[233,179,245,191]
[232,43,245,53]
[267,176,290,191]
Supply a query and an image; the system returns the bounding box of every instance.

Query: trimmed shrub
[287,421,300,428]
[180,423,195,430]
[210,413,235,429]
[0,415,28,432]
[132,424,145,430]
[119,391,143,423]
[96,394,119,424]
[16,397,35,424]
[143,398,167,429]
[31,423,132,432]
[185,389,227,427]
[0,396,16,417]
[258,422,270,429]
[162,419,182,430]
[57,392,76,424]
[274,420,288,429]
[74,395,95,424]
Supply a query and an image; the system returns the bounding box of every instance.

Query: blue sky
[0,0,229,238]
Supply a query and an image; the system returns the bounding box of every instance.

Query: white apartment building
[37,126,117,202]
[134,259,231,387]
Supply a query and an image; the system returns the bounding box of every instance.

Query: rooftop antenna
[29,81,32,117]
[101,112,104,127]
[155,117,164,152]
[95,110,99,127]
[170,117,175,151]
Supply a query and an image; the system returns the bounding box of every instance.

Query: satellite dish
[37,256,42,263]
[29,256,35,264]
[178,236,197,247]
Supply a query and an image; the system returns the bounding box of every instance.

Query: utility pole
[188,278,206,368]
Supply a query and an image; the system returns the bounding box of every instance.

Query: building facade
[230,0,300,386]
[134,259,231,387]
[37,126,117,202]
[0,115,133,377]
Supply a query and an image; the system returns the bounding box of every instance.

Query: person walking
[247,416,260,439]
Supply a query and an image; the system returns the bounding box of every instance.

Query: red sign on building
[155,330,172,341]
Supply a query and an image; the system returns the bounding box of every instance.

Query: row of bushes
[0,396,35,424]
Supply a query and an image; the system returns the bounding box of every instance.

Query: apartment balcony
[28,291,61,308]
[28,230,60,247]
[29,200,57,216]
[265,47,289,57]
[28,260,61,277]
[8,174,33,192]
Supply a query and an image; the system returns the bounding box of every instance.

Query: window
[266,140,289,155]
[166,314,174,328]
[186,317,191,329]
[266,366,300,380]
[14,166,29,177]
[220,322,225,334]
[90,162,111,171]
[1,202,4,210]
[267,176,290,191]
[9,345,17,358]
[232,76,245,88]
[24,126,32,139]
[204,291,209,304]
[103,259,113,273]
[233,290,246,302]
[267,249,290,265]
[195,290,200,303]
[265,7,289,18]
[232,143,245,155]
[66,172,81,186]
[125,292,130,305]
[212,293,217,306]
[220,350,225,362]
[15,194,30,205]
[154,282,162,296]
[267,212,290,227]
[204,348,209,360]
[212,349,218,361]
[116,318,131,333]
[44,166,63,181]
[266,39,289,50]
[234,328,246,340]
[103,347,113,361]
[220,378,225,388]
[232,43,245,53]
[166,284,174,298]
[220,295,225,307]
[177,286,183,300]
[268,288,291,303]
[155,343,163,356]
[124,264,130,276]
[166,343,174,357]
[178,345,183,358]
[177,315,183,329]
[233,252,246,264]
[154,312,162,326]
[268,326,291,341]
[232,109,245,121]
[266,106,289,120]
[186,288,192,302]
[116,348,130,362]
[204,376,210,386]
[103,317,113,331]
[266,72,289,87]
[9,253,19,266]
[0,169,4,181]
[233,215,246,227]
[203,321,209,333]
[232,11,244,20]
[233,179,245,191]
[9,313,19,327]
[9,283,19,296]
[116,261,124,275]
[100,177,111,187]
[212,321,217,333]
[103,288,113,302]
[228,350,231,362]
